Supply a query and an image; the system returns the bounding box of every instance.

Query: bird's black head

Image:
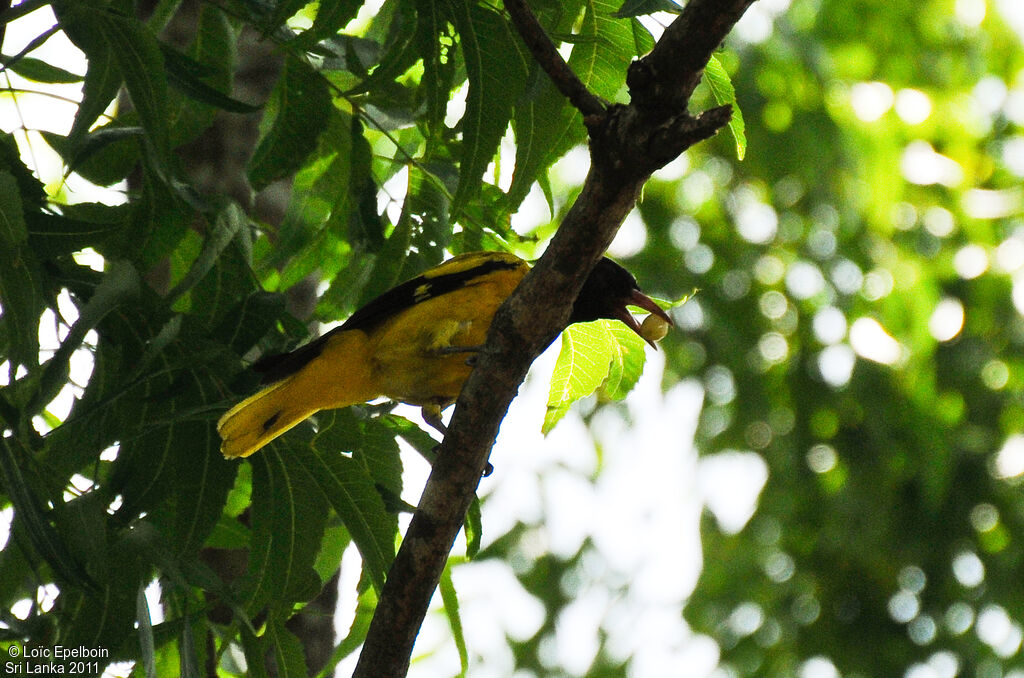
[570,258,673,345]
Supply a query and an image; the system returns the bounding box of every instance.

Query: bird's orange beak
[614,290,674,348]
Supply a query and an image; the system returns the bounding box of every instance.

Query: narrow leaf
[248,55,333,190]
[242,441,329,611]
[705,54,746,160]
[0,171,44,372]
[0,438,94,591]
[448,0,530,213]
[614,0,682,18]
[264,616,310,678]
[297,430,397,594]
[137,583,158,678]
[161,43,261,113]
[440,563,469,674]
[5,55,83,83]
[94,10,172,161]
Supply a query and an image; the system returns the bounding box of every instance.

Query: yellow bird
[217,251,671,458]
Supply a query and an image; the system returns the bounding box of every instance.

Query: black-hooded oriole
[217,251,671,458]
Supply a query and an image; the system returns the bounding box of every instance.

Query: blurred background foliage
[1,0,1023,676]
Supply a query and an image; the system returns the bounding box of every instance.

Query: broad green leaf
[440,562,469,674]
[0,133,46,212]
[210,291,288,357]
[601,321,648,400]
[0,167,28,257]
[242,441,329,610]
[314,525,352,583]
[61,530,145,649]
[447,0,530,213]
[55,491,110,580]
[705,54,746,160]
[5,55,83,83]
[264,615,309,678]
[630,16,656,56]
[248,55,333,190]
[543,321,615,434]
[543,318,651,433]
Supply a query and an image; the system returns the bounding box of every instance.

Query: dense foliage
[0,0,1022,676]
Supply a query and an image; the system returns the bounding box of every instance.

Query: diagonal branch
[352,1,757,676]
[502,0,605,118]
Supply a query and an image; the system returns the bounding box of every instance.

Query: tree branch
[502,0,605,117]
[351,1,757,675]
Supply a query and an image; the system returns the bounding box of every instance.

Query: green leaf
[57,4,122,143]
[448,0,530,213]
[93,9,172,162]
[166,202,248,305]
[542,318,650,433]
[41,126,143,186]
[297,417,398,594]
[314,525,352,582]
[614,0,682,18]
[30,260,141,417]
[0,438,94,591]
[543,321,616,434]
[317,586,377,678]
[601,321,647,400]
[248,55,333,190]
[412,0,453,136]
[293,0,364,49]
[264,615,310,678]
[161,43,261,113]
[440,562,469,674]
[0,133,47,212]
[509,0,634,208]
[465,497,482,559]
[26,204,129,259]
[137,583,158,678]
[242,441,330,610]
[0,170,45,374]
[705,54,746,160]
[5,55,83,83]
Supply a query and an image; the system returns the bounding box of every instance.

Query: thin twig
[502,0,605,118]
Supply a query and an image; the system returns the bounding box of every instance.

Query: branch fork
[352,1,757,675]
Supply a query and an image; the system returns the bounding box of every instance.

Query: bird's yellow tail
[217,330,379,458]
[217,377,317,458]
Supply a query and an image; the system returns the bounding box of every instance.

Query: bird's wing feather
[254,252,527,384]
